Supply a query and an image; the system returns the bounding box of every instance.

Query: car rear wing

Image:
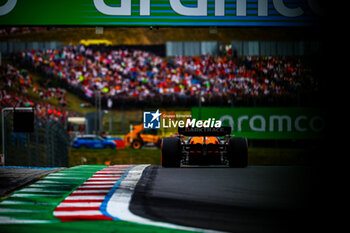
[178,127,231,136]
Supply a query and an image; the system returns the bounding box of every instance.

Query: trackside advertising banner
[191,107,325,139]
[0,0,323,26]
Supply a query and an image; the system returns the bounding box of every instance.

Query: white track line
[44,177,85,179]
[91,175,122,177]
[29,184,73,187]
[0,208,49,213]
[0,216,55,224]
[87,178,120,180]
[78,185,114,188]
[95,171,125,173]
[54,211,102,216]
[35,180,67,184]
[83,181,116,184]
[72,190,110,194]
[106,165,223,233]
[0,201,57,206]
[11,193,62,198]
[64,196,105,200]
[57,202,101,208]
[19,188,67,193]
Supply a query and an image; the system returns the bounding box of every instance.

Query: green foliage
[69,148,162,167]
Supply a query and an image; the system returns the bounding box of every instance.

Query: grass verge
[69,147,314,167]
[69,148,162,167]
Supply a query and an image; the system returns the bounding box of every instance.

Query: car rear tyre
[105,144,115,149]
[156,138,162,148]
[131,139,143,149]
[162,137,181,168]
[228,137,248,168]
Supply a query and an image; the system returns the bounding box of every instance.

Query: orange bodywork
[124,124,160,148]
[188,136,220,154]
[189,136,220,145]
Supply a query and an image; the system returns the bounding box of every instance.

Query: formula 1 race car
[161,127,248,168]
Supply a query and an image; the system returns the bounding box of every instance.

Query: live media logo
[143,110,161,129]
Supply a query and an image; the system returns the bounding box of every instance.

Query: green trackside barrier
[191,107,326,139]
[1,0,320,26]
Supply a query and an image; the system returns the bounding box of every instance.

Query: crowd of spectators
[16,45,319,108]
[0,64,32,94]
[0,64,71,126]
[1,64,68,105]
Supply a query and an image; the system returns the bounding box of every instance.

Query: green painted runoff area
[0,165,107,223]
[0,221,188,233]
[0,165,190,232]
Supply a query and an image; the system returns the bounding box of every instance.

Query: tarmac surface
[130,165,322,233]
[0,167,62,198]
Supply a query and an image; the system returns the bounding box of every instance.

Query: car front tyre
[131,139,143,149]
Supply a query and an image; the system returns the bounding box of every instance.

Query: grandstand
[9,45,321,109]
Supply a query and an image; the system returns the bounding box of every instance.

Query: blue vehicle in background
[72,135,116,149]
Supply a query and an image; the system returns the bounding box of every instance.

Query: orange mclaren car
[161,127,248,168]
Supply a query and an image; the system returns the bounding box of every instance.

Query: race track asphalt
[130,165,323,233]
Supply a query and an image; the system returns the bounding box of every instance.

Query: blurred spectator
[0,65,75,126]
[16,46,319,107]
